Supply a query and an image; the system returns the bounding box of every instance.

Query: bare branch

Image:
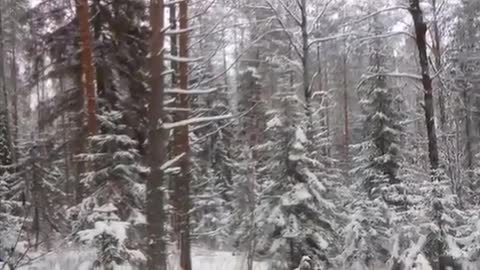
[198,28,286,86]
[264,0,303,59]
[342,6,410,27]
[277,0,302,26]
[308,0,334,35]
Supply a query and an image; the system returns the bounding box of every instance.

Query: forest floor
[14,248,271,270]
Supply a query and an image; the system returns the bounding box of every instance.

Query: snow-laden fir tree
[0,113,11,172]
[250,92,341,269]
[191,88,235,249]
[71,109,146,266]
[353,26,404,202]
[340,197,391,270]
[448,0,480,205]
[344,13,406,269]
[76,203,139,269]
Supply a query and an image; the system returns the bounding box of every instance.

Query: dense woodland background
[1,0,480,269]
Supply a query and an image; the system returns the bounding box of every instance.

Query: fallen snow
[18,248,272,270]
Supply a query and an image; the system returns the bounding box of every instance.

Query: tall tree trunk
[146,0,167,269]
[169,2,180,244]
[77,0,97,136]
[343,53,349,167]
[431,0,446,132]
[173,0,192,269]
[60,76,72,197]
[463,88,473,172]
[409,0,440,172]
[324,48,331,158]
[300,0,312,139]
[170,4,178,86]
[0,5,12,170]
[10,26,18,165]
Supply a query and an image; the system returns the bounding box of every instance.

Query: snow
[266,115,282,130]
[164,54,203,63]
[160,152,186,170]
[77,220,129,244]
[94,203,117,213]
[19,249,272,270]
[162,114,233,129]
[281,183,312,206]
[128,210,146,225]
[295,127,307,144]
[165,87,219,95]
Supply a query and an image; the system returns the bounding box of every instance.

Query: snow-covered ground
[15,248,480,270]
[17,249,272,270]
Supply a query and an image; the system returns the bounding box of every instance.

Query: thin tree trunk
[409,0,440,172]
[170,4,178,86]
[173,0,192,268]
[431,0,446,132]
[60,76,72,197]
[0,7,13,168]
[10,27,18,165]
[324,48,331,159]
[146,0,167,269]
[169,2,180,245]
[343,53,349,166]
[300,0,312,140]
[463,88,473,173]
[77,0,97,136]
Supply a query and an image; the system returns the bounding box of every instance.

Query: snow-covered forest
[0,0,480,269]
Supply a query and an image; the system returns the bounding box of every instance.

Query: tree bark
[0,5,12,169]
[343,53,349,166]
[146,0,167,269]
[409,0,440,172]
[10,26,18,165]
[172,0,192,269]
[77,0,97,136]
[300,0,312,140]
[431,0,446,132]
[169,2,180,244]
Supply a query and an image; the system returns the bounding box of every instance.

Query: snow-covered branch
[165,26,200,35]
[357,72,422,89]
[308,32,357,48]
[308,0,334,35]
[276,0,302,26]
[160,153,186,171]
[354,31,416,45]
[162,114,234,129]
[264,0,303,59]
[193,104,259,143]
[164,55,203,63]
[164,0,184,6]
[165,87,220,95]
[199,28,286,86]
[164,98,175,105]
[342,6,410,27]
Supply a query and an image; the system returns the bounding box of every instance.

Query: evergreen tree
[76,203,142,269]
[344,13,406,269]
